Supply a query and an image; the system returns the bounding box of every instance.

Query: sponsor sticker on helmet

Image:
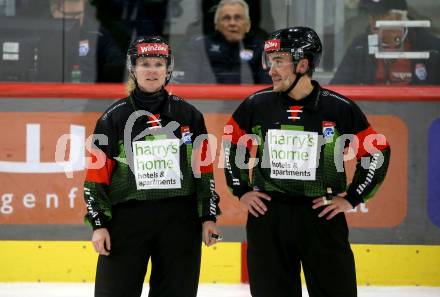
[264,39,281,52]
[137,43,169,56]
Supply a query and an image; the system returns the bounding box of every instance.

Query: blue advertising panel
[428,118,440,228]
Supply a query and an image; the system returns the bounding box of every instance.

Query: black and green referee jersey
[223,80,390,206]
[84,88,220,229]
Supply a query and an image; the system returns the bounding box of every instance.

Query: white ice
[0,283,440,297]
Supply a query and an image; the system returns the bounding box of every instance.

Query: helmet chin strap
[282,62,303,95]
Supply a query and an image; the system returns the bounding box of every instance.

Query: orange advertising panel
[0,112,407,228]
[0,113,99,224]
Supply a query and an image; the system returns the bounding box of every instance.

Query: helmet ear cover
[126,36,174,85]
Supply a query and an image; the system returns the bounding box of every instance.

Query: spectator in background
[197,0,273,39]
[331,0,440,85]
[181,0,271,84]
[50,0,84,21]
[90,0,181,82]
[8,0,99,82]
[50,0,102,82]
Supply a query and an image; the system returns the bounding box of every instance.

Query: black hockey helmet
[126,36,174,84]
[262,26,322,75]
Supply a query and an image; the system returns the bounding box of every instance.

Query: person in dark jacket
[84,36,221,297]
[331,0,440,85]
[224,27,391,297]
[51,0,100,82]
[181,0,270,84]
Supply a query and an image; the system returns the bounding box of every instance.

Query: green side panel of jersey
[197,172,215,216]
[185,143,202,214]
[362,183,381,202]
[84,180,113,220]
[321,128,347,193]
[252,125,264,156]
[354,148,390,202]
[186,143,193,168]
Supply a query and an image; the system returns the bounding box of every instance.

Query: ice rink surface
[0,283,439,297]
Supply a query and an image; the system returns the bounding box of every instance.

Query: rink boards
[0,241,439,286]
[0,84,439,285]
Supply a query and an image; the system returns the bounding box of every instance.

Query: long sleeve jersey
[223,81,391,207]
[84,88,220,229]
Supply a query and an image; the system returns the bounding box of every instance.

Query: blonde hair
[214,0,250,25]
[126,73,137,95]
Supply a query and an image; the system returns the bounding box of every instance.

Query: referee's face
[267,53,295,92]
[134,57,167,93]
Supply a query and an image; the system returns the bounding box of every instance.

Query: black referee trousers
[246,197,357,297]
[95,197,202,297]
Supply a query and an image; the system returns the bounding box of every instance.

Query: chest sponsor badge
[240,49,254,61]
[267,129,318,181]
[181,125,192,144]
[322,121,335,142]
[132,139,181,190]
[79,39,90,56]
[415,63,428,81]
